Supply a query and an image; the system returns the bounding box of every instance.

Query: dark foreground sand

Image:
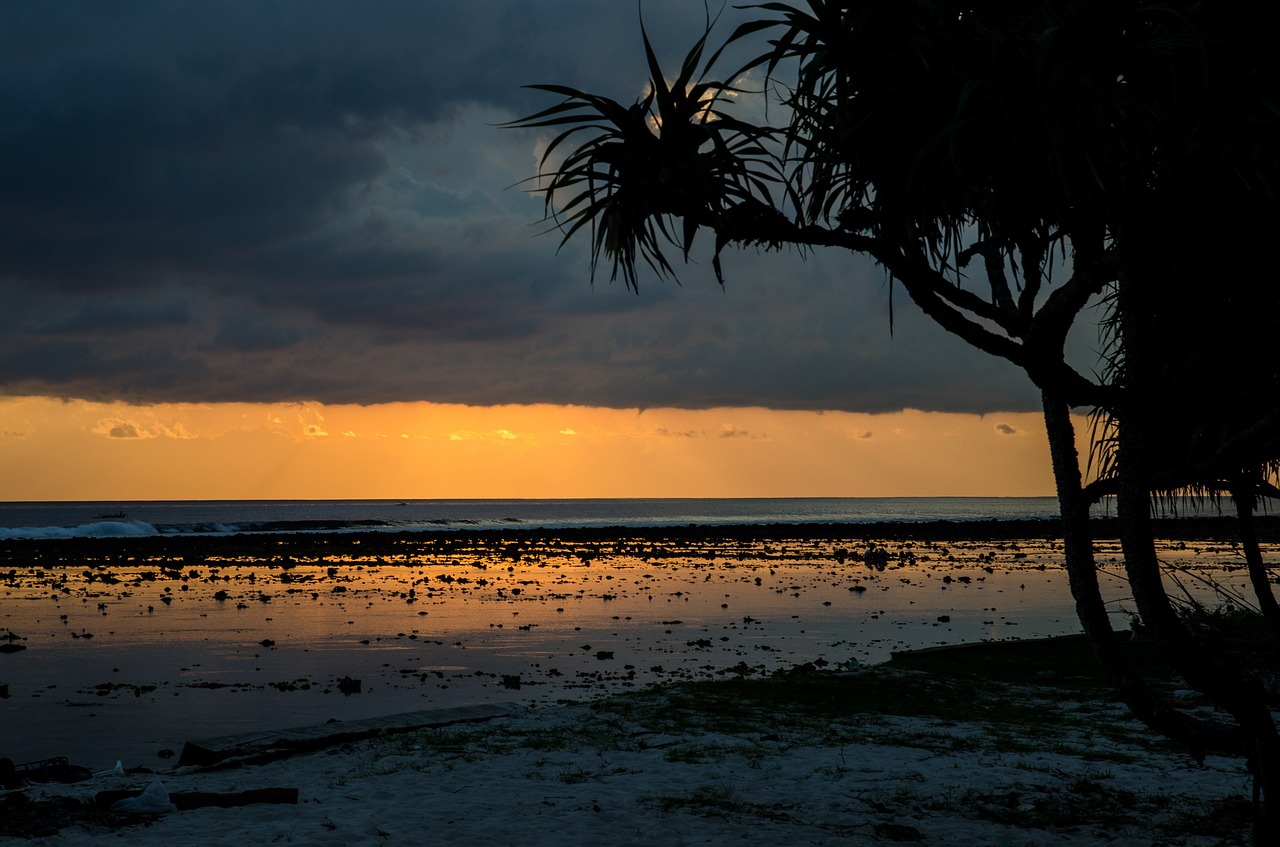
[3,640,1259,846]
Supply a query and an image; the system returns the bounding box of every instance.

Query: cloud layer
[0,1,1093,414]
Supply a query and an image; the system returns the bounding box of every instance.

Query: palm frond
[504,19,781,290]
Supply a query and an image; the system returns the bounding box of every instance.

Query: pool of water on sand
[0,532,1261,769]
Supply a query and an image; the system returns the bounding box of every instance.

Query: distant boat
[96,512,128,519]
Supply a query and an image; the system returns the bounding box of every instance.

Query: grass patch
[662,741,767,765]
[589,633,1198,767]
[885,634,1174,689]
[949,776,1155,833]
[645,785,797,823]
[607,666,1066,739]
[1162,795,1255,843]
[357,636,1246,845]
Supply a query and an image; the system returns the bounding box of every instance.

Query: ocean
[0,497,1076,539]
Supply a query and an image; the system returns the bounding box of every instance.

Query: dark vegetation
[508,1,1280,840]
[601,637,1254,843]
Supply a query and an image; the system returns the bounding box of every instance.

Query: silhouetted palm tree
[509,2,1280,838]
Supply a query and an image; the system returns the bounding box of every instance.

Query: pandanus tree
[1089,190,1280,841]
[1087,88,1280,833]
[510,1,1280,838]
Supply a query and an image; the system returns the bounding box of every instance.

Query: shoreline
[1,514,1275,558]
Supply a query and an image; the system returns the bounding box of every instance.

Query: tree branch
[934,268,1023,335]
[982,247,1018,318]
[1015,235,1047,328]
[707,207,1033,364]
[709,206,1111,404]
[1031,247,1120,349]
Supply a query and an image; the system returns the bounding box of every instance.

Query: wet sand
[1,520,1271,770]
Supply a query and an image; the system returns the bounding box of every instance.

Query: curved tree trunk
[1232,478,1280,634]
[1115,420,1280,845]
[1042,395,1113,638]
[1041,393,1236,756]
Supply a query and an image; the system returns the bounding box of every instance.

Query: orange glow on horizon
[0,396,1086,501]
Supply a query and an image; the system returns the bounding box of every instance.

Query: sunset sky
[0,2,1102,501]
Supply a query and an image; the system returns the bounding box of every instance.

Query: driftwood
[178,703,511,767]
[93,787,298,811]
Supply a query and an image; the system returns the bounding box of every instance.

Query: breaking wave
[0,520,161,540]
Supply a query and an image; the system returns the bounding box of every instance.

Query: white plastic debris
[110,780,177,814]
[93,760,124,778]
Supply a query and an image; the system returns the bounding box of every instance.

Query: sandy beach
[6,652,1255,845]
[2,521,1273,844]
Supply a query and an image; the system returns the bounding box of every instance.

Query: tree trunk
[1115,418,1280,845]
[1042,394,1124,657]
[1232,478,1280,634]
[1041,393,1235,756]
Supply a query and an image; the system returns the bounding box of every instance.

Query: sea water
[0,497,1080,539]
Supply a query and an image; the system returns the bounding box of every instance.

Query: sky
[0,1,1102,501]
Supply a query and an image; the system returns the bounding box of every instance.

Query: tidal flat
[0,520,1271,769]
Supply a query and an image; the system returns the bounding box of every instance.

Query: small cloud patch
[449,430,517,442]
[994,423,1022,436]
[93,418,198,440]
[94,419,152,440]
[110,423,144,439]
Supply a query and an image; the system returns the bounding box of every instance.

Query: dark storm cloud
[0,1,1080,414]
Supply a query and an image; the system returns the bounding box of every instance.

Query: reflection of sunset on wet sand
[2,524,1266,769]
